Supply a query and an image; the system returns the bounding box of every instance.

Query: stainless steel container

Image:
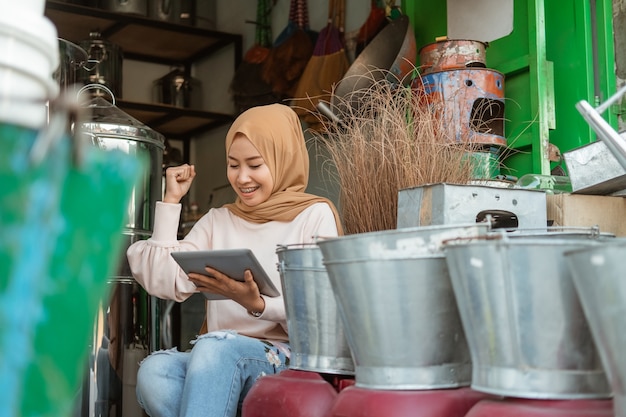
[316,224,489,390]
[100,0,148,16]
[563,139,626,195]
[148,0,181,23]
[54,38,88,91]
[153,68,202,109]
[73,85,165,417]
[276,243,354,375]
[79,32,124,99]
[80,86,165,233]
[565,240,626,417]
[397,183,548,231]
[443,234,611,399]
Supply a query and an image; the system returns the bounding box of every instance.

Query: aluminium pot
[276,243,354,375]
[153,68,203,109]
[443,233,611,399]
[316,223,489,390]
[565,240,626,417]
[79,32,123,99]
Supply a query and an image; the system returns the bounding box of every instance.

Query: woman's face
[227,134,274,207]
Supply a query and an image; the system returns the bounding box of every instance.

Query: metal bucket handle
[77,83,116,106]
[576,84,626,170]
[30,89,87,166]
[500,225,602,235]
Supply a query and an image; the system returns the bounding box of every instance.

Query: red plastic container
[242,370,352,417]
[326,386,490,417]
[465,398,614,417]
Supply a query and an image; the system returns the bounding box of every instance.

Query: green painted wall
[402,0,616,177]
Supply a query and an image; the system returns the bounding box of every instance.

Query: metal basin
[316,223,489,390]
[444,234,611,399]
[566,240,626,416]
[276,243,354,375]
[330,14,416,114]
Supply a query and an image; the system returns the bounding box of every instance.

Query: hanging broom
[229,0,279,113]
[291,0,349,130]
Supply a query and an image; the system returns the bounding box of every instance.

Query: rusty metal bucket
[419,39,487,75]
[413,68,506,146]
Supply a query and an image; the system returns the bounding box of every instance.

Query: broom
[261,0,316,99]
[229,0,278,113]
[291,0,349,129]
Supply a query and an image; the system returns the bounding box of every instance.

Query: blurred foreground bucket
[444,234,611,399]
[317,224,489,390]
[276,243,354,375]
[566,241,626,416]
[0,117,144,416]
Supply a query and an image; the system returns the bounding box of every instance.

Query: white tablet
[170,249,280,301]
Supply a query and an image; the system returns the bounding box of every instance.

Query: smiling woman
[125,103,343,417]
[227,134,274,207]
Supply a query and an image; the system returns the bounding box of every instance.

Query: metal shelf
[45,0,242,141]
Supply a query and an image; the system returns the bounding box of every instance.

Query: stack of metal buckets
[413,39,505,180]
[243,183,626,417]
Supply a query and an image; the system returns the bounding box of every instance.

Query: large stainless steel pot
[565,240,626,417]
[79,85,164,233]
[316,223,489,390]
[443,233,611,399]
[276,243,354,375]
[72,85,165,417]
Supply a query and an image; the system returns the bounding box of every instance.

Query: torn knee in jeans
[191,329,238,345]
[139,347,179,366]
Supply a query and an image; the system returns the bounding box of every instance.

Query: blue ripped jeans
[135,331,291,417]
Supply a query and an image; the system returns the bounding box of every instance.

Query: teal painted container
[0,121,144,417]
[466,148,501,179]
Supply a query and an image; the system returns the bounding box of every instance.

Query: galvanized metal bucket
[444,233,611,399]
[317,223,489,390]
[566,240,626,416]
[276,243,354,375]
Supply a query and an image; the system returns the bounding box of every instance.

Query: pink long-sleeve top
[126,201,340,342]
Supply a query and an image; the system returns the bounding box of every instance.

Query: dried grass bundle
[307,72,485,234]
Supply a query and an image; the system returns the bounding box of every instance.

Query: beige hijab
[223,103,344,235]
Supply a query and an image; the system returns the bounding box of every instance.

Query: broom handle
[292,0,309,29]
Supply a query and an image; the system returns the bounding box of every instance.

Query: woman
[126,103,343,417]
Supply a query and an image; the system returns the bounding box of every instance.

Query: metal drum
[276,243,354,375]
[566,240,626,417]
[443,233,611,399]
[316,224,489,390]
[413,68,506,147]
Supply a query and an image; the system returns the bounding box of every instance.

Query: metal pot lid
[79,85,165,149]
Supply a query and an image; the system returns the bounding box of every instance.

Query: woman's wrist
[247,296,265,317]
